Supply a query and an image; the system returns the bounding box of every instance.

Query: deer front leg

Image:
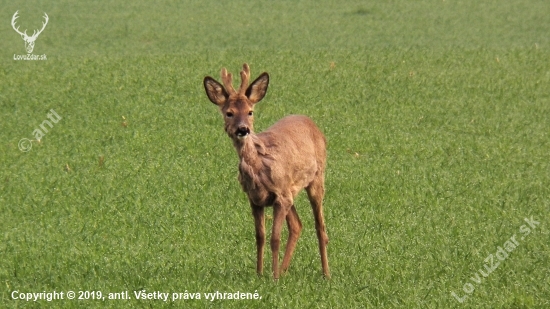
[251,204,265,276]
[271,196,292,280]
[280,205,302,274]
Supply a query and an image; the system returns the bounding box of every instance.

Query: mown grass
[1,0,549,308]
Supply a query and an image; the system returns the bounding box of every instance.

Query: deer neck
[234,134,265,171]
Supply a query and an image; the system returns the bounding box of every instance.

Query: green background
[1,0,549,308]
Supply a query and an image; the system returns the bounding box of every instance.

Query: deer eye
[226,112,234,118]
[248,111,253,116]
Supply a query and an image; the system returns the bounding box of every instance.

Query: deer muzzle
[236,125,251,139]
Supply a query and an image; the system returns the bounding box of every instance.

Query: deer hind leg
[251,204,265,276]
[306,175,330,278]
[280,205,302,275]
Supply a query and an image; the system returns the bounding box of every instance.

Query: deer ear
[246,73,269,104]
[204,77,228,106]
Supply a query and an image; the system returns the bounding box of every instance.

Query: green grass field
[1,0,549,308]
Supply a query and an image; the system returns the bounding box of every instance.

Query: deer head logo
[11,11,49,54]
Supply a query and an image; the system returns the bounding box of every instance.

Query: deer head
[203,64,269,142]
[12,11,49,54]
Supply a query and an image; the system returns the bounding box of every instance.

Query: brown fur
[203,64,329,279]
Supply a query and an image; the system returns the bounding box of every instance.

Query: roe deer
[203,63,329,279]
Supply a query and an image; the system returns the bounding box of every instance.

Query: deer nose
[236,125,250,138]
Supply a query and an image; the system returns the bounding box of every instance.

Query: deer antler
[30,13,49,39]
[11,11,27,37]
[238,63,251,95]
[221,68,236,95]
[220,64,252,96]
[11,11,49,39]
